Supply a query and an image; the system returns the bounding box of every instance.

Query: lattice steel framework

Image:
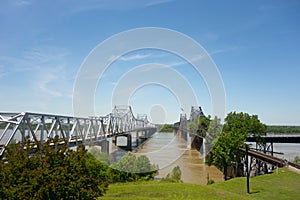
[189,106,205,122]
[179,113,188,133]
[0,105,154,156]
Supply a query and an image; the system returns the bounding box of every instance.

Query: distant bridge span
[0,106,156,156]
[247,135,300,144]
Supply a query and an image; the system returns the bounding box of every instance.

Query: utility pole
[245,144,250,194]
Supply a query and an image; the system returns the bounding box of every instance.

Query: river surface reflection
[133,132,223,184]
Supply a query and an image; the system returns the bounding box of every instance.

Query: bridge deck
[239,147,286,167]
[247,136,300,143]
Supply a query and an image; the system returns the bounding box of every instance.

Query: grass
[100,181,250,200]
[212,168,300,200]
[100,168,300,200]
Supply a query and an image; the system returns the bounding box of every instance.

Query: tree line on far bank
[158,124,174,132]
[156,120,300,135]
[267,125,300,134]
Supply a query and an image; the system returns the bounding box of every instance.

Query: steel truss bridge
[0,105,156,156]
[243,135,300,173]
[175,106,205,135]
[177,107,300,173]
[174,106,206,152]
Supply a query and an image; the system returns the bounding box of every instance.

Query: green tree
[223,112,266,137]
[188,116,211,137]
[207,112,266,180]
[206,116,223,150]
[109,152,158,182]
[0,136,109,200]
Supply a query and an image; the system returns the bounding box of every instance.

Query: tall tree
[207,112,266,180]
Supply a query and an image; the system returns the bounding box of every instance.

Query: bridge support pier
[114,134,132,151]
[136,131,140,146]
[100,140,109,153]
[190,136,204,151]
[127,134,132,151]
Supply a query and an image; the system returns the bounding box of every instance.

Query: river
[112,132,224,184]
[112,132,300,184]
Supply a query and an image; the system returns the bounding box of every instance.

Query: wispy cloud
[36,65,64,97]
[0,55,39,75]
[14,0,32,7]
[167,61,186,68]
[110,81,117,86]
[67,0,175,14]
[23,47,69,63]
[0,47,71,98]
[0,47,69,78]
[145,0,174,7]
[166,54,207,68]
[209,46,240,56]
[120,53,152,61]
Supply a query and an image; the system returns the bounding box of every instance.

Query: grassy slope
[100,168,300,200]
[100,181,251,200]
[212,168,300,200]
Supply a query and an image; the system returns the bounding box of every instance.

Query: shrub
[161,166,182,182]
[109,152,158,182]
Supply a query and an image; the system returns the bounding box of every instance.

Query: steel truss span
[0,106,155,156]
[179,106,205,133]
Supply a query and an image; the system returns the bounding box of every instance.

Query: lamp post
[245,144,250,194]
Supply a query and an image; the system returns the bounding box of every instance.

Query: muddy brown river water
[134,132,223,184]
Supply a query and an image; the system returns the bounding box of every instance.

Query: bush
[88,147,112,165]
[207,179,215,185]
[109,152,158,182]
[161,166,182,183]
[293,156,300,164]
[206,173,215,185]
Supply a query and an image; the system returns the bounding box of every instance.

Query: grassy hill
[100,168,300,200]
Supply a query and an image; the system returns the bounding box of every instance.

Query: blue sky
[0,0,300,125]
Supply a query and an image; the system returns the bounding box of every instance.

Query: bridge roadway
[247,135,300,143]
[0,106,157,156]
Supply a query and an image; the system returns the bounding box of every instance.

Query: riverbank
[100,168,300,200]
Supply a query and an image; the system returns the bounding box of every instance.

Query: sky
[0,0,300,125]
